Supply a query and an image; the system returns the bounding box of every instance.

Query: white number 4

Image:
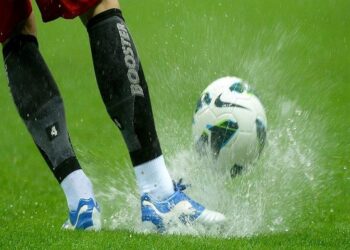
[51,126,58,137]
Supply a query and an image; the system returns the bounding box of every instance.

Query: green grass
[0,0,349,249]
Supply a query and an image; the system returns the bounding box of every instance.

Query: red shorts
[0,0,101,43]
[0,0,32,43]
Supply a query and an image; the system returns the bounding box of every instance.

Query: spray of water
[78,97,320,237]
[76,22,325,237]
[165,99,318,237]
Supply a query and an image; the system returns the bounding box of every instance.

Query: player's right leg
[1,1,100,230]
[82,0,226,232]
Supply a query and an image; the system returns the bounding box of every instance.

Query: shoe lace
[173,178,191,191]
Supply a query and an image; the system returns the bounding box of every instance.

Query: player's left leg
[82,0,226,231]
[1,5,100,230]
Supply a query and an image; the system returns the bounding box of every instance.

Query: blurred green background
[0,0,349,248]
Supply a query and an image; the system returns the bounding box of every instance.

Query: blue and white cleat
[141,179,226,232]
[62,198,101,231]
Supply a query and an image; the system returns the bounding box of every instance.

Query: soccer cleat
[141,179,226,232]
[62,198,101,231]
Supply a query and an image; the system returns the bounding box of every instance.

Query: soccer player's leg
[83,0,225,231]
[1,6,100,230]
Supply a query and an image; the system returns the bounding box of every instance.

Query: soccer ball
[192,76,267,177]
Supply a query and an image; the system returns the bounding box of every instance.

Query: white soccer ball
[192,76,267,177]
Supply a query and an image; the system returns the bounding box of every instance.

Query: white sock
[60,169,95,211]
[134,155,174,201]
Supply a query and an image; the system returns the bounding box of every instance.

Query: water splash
[162,99,319,237]
[77,97,321,237]
[76,22,325,236]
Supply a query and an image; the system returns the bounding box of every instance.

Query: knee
[80,0,121,25]
[20,12,37,37]
[2,12,37,46]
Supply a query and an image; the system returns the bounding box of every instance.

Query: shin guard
[3,35,80,182]
[87,9,162,166]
